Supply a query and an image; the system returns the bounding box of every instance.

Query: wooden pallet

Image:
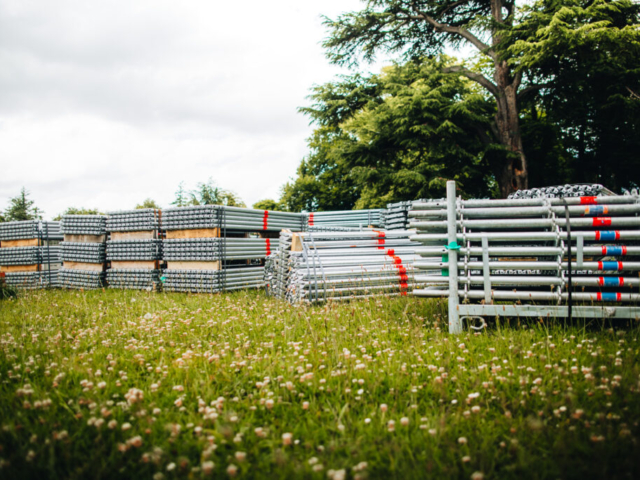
[165,228,220,239]
[110,260,159,270]
[110,231,157,241]
[166,261,220,271]
[0,264,39,273]
[0,238,40,248]
[291,234,304,252]
[63,234,106,243]
[62,261,105,272]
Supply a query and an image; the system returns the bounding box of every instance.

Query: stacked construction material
[410,181,640,333]
[383,201,418,230]
[162,205,306,232]
[162,205,299,293]
[508,184,612,200]
[265,230,423,304]
[59,215,107,289]
[163,267,265,293]
[0,221,62,289]
[306,209,385,229]
[106,209,162,290]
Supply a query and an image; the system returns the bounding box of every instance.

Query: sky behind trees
[0,0,394,218]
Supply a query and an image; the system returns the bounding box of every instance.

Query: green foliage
[0,278,18,300]
[172,179,246,208]
[285,0,640,201]
[281,57,499,210]
[1,289,640,478]
[53,207,102,221]
[252,199,281,211]
[4,187,40,221]
[509,0,640,190]
[135,198,161,210]
[171,182,190,207]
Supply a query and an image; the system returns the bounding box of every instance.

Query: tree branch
[444,65,499,98]
[407,7,495,59]
[517,83,549,101]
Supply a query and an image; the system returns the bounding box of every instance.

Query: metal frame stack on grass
[0,221,62,289]
[410,180,640,333]
[383,201,424,230]
[161,205,303,293]
[265,229,425,304]
[59,215,108,289]
[106,209,163,290]
[306,209,386,230]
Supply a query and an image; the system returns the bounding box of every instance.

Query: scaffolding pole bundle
[265,229,426,304]
[59,215,108,290]
[106,269,160,291]
[106,240,162,261]
[0,220,62,289]
[106,209,161,232]
[383,201,421,230]
[163,238,279,261]
[61,215,107,236]
[409,181,640,333]
[162,267,264,293]
[162,205,306,232]
[306,209,385,230]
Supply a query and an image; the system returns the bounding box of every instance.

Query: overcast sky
[0,0,391,218]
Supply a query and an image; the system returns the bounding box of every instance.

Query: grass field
[1,289,639,479]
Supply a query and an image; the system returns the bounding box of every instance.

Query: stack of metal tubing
[106,240,163,290]
[106,209,163,291]
[306,209,385,229]
[106,240,162,261]
[163,238,279,261]
[162,205,306,232]
[508,184,612,200]
[61,215,107,235]
[59,215,107,289]
[265,229,424,304]
[163,267,265,293]
[61,243,106,263]
[106,209,161,232]
[383,201,420,230]
[410,181,640,332]
[0,220,62,241]
[160,205,302,294]
[0,220,62,289]
[0,246,61,265]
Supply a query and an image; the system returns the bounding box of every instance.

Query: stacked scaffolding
[383,201,419,230]
[410,181,640,333]
[106,209,163,290]
[0,221,62,289]
[59,215,107,289]
[307,209,385,229]
[265,229,425,304]
[162,206,302,293]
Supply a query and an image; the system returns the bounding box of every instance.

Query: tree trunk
[494,60,528,198]
[489,0,528,198]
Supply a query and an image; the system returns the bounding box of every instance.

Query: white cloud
[0,0,382,217]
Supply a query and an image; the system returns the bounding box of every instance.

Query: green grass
[1,289,639,479]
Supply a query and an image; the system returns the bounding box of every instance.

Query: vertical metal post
[447,181,461,334]
[482,235,491,304]
[576,235,584,268]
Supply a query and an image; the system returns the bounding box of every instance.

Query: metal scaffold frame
[413,181,640,334]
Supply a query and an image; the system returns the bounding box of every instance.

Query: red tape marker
[593,217,612,227]
[308,213,314,226]
[262,210,269,230]
[265,238,271,256]
[374,230,386,249]
[580,196,598,205]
